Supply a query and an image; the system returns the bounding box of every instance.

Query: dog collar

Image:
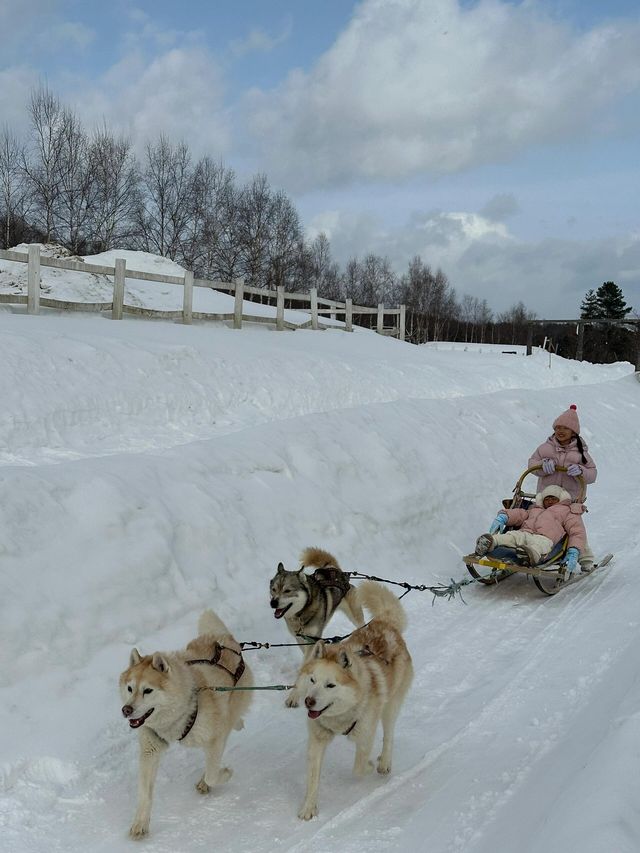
[178,696,199,741]
[343,719,357,736]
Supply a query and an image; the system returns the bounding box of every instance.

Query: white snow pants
[492,531,554,564]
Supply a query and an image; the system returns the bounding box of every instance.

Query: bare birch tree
[0,127,29,248]
[88,127,139,251]
[136,135,193,258]
[22,87,66,243]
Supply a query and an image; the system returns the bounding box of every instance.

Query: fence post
[182,270,194,324]
[310,287,319,330]
[377,303,384,334]
[276,285,284,330]
[345,298,353,332]
[576,322,584,361]
[399,305,406,341]
[113,257,125,320]
[635,322,640,373]
[526,324,533,356]
[233,278,244,329]
[27,244,40,314]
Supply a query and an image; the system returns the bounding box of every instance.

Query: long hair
[575,434,587,464]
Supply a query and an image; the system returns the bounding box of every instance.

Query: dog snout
[122,704,134,718]
[305,696,316,709]
[270,598,278,609]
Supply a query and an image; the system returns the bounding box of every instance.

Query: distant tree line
[577,281,636,364]
[1,87,635,362]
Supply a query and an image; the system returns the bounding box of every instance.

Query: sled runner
[462,465,612,596]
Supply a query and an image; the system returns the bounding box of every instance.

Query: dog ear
[338,650,351,669]
[311,641,325,659]
[277,562,285,574]
[151,652,170,673]
[129,648,142,666]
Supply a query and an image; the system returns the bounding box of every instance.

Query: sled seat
[487,535,568,568]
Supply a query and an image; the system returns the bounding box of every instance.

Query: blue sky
[1,0,639,317]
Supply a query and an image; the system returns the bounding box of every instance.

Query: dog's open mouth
[129,708,155,728]
[307,703,332,720]
[273,603,292,619]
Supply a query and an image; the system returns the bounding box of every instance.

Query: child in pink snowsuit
[475,484,587,568]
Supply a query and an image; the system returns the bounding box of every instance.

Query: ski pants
[491,531,554,565]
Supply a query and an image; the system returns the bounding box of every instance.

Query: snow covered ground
[0,260,639,853]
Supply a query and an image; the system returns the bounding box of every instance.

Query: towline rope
[346,570,477,604]
[217,574,481,691]
[200,683,294,693]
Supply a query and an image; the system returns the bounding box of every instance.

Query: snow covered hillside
[0,279,639,853]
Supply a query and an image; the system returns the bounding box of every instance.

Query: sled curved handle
[513,465,586,504]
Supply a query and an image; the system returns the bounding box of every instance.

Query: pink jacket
[528,435,597,500]
[503,496,587,553]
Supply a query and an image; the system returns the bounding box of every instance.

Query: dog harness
[177,643,246,741]
[186,641,246,685]
[310,565,352,599]
[293,565,352,634]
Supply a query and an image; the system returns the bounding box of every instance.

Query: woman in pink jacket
[528,404,597,501]
[475,485,586,571]
[528,404,597,569]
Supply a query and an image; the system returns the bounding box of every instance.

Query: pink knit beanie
[553,404,580,434]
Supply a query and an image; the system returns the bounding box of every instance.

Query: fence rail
[0,246,406,341]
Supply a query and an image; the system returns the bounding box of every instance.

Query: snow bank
[0,272,639,852]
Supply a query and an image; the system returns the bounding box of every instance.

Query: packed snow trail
[0,309,639,853]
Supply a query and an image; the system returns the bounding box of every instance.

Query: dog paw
[197,767,233,793]
[376,756,391,775]
[129,821,150,839]
[285,693,299,708]
[298,803,318,821]
[233,718,245,731]
[196,777,211,795]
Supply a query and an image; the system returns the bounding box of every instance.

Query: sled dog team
[120,547,413,838]
[119,404,597,837]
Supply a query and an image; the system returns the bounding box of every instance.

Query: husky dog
[119,610,252,839]
[269,547,364,707]
[269,547,364,646]
[294,580,413,820]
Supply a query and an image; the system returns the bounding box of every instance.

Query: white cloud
[247,0,640,190]
[230,19,292,57]
[307,206,640,317]
[74,44,229,158]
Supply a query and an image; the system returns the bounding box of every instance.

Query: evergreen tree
[595,281,630,319]
[580,289,602,319]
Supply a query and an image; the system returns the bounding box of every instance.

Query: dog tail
[198,609,230,637]
[356,580,407,634]
[299,546,341,570]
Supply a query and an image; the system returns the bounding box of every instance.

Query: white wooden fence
[0,245,406,341]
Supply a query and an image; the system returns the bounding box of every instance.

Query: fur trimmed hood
[535,484,572,506]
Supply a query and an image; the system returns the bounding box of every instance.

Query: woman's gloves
[542,459,582,477]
